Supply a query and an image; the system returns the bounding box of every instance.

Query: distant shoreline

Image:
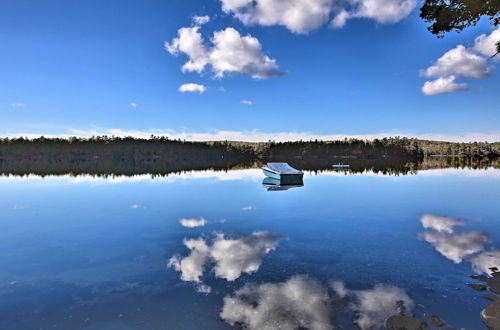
[1,136,498,159]
[0,136,498,177]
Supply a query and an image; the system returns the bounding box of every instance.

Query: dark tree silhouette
[0,136,497,177]
[420,0,500,56]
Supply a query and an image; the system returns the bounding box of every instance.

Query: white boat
[332,163,350,169]
[262,162,304,185]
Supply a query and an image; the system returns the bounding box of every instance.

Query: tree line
[0,136,497,163]
[0,135,497,177]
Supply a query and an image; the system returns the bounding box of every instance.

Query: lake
[0,166,499,329]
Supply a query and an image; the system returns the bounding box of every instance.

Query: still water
[0,167,499,329]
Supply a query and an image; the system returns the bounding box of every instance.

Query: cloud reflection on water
[179,217,207,228]
[220,276,415,330]
[419,230,488,264]
[348,284,414,330]
[168,231,281,286]
[221,275,334,330]
[470,250,500,274]
[420,214,465,234]
[1,166,499,186]
[419,214,499,274]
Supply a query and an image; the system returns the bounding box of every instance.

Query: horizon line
[2,129,500,144]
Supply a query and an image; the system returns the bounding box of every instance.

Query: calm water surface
[0,168,499,329]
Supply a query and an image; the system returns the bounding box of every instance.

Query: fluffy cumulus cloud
[422,45,491,79]
[166,27,208,73]
[178,83,207,93]
[420,214,465,234]
[210,28,281,78]
[220,276,414,330]
[348,0,417,25]
[166,26,281,79]
[421,28,500,95]
[192,15,210,26]
[221,0,333,34]
[168,231,281,284]
[421,76,468,96]
[220,275,335,330]
[219,0,417,34]
[474,27,500,58]
[179,217,207,228]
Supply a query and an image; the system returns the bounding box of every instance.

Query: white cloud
[131,204,140,209]
[420,230,488,263]
[420,33,500,95]
[179,217,207,228]
[178,83,207,93]
[415,168,500,178]
[220,0,416,33]
[474,27,500,58]
[241,205,255,211]
[241,100,254,105]
[331,9,350,28]
[210,28,282,78]
[220,275,335,330]
[129,102,138,108]
[168,231,280,283]
[350,0,417,25]
[11,103,27,108]
[422,75,468,96]
[221,0,334,34]
[470,250,500,274]
[423,45,491,79]
[192,15,210,26]
[166,26,281,79]
[166,26,208,73]
[420,214,465,234]
[410,131,500,143]
[6,128,500,143]
[195,283,212,294]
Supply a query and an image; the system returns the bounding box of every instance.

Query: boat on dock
[262,162,304,185]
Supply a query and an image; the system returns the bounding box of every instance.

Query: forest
[0,136,498,176]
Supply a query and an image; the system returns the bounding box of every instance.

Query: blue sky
[0,0,499,142]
